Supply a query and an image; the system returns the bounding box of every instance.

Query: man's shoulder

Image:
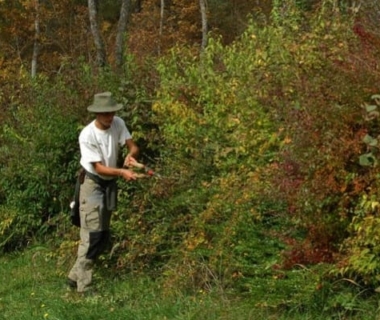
[113,116,125,125]
[79,121,96,140]
[112,116,127,131]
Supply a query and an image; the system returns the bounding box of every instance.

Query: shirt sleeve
[80,141,102,163]
[79,126,102,165]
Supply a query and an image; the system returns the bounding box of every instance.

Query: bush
[261,0,380,267]
[0,76,80,250]
[109,15,285,290]
[111,1,380,293]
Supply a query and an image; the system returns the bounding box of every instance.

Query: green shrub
[0,77,80,250]
[110,1,380,293]
[335,95,380,287]
[260,0,380,267]
[107,15,286,290]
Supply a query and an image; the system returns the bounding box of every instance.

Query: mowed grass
[0,245,263,320]
[1,245,380,320]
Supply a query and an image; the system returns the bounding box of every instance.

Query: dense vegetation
[2,0,380,318]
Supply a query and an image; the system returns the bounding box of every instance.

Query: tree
[159,0,165,55]
[199,0,208,51]
[88,0,107,67]
[31,0,40,77]
[115,0,130,69]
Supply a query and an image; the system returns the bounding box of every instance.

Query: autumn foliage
[2,0,380,295]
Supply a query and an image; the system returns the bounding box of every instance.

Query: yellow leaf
[284,136,292,144]
[371,201,380,210]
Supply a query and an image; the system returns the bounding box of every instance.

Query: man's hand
[124,155,145,169]
[119,168,137,181]
[124,155,137,168]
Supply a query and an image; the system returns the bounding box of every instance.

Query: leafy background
[2,0,380,317]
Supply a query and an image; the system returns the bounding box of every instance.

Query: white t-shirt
[79,116,132,180]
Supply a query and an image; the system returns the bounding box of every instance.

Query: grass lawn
[0,245,259,320]
[1,245,380,320]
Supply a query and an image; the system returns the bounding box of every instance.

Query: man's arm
[93,162,137,181]
[124,138,139,167]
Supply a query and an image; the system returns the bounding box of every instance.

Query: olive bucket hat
[87,92,123,113]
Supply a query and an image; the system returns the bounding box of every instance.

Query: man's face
[96,112,116,129]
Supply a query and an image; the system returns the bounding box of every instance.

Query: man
[68,91,139,293]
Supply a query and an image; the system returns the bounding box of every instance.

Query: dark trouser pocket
[86,230,111,260]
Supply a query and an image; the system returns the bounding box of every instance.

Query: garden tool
[124,159,162,179]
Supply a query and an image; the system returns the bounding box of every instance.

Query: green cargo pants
[68,175,112,293]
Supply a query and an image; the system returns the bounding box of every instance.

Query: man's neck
[95,119,110,130]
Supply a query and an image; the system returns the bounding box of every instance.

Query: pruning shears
[124,159,161,179]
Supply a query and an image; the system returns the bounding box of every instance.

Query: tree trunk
[115,0,130,69]
[88,0,107,67]
[135,0,142,13]
[199,0,208,51]
[31,0,40,77]
[158,0,164,55]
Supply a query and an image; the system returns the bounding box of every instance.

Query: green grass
[0,246,257,320]
[1,245,380,320]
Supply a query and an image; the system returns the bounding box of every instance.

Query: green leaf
[365,105,377,113]
[359,153,377,167]
[362,134,378,147]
